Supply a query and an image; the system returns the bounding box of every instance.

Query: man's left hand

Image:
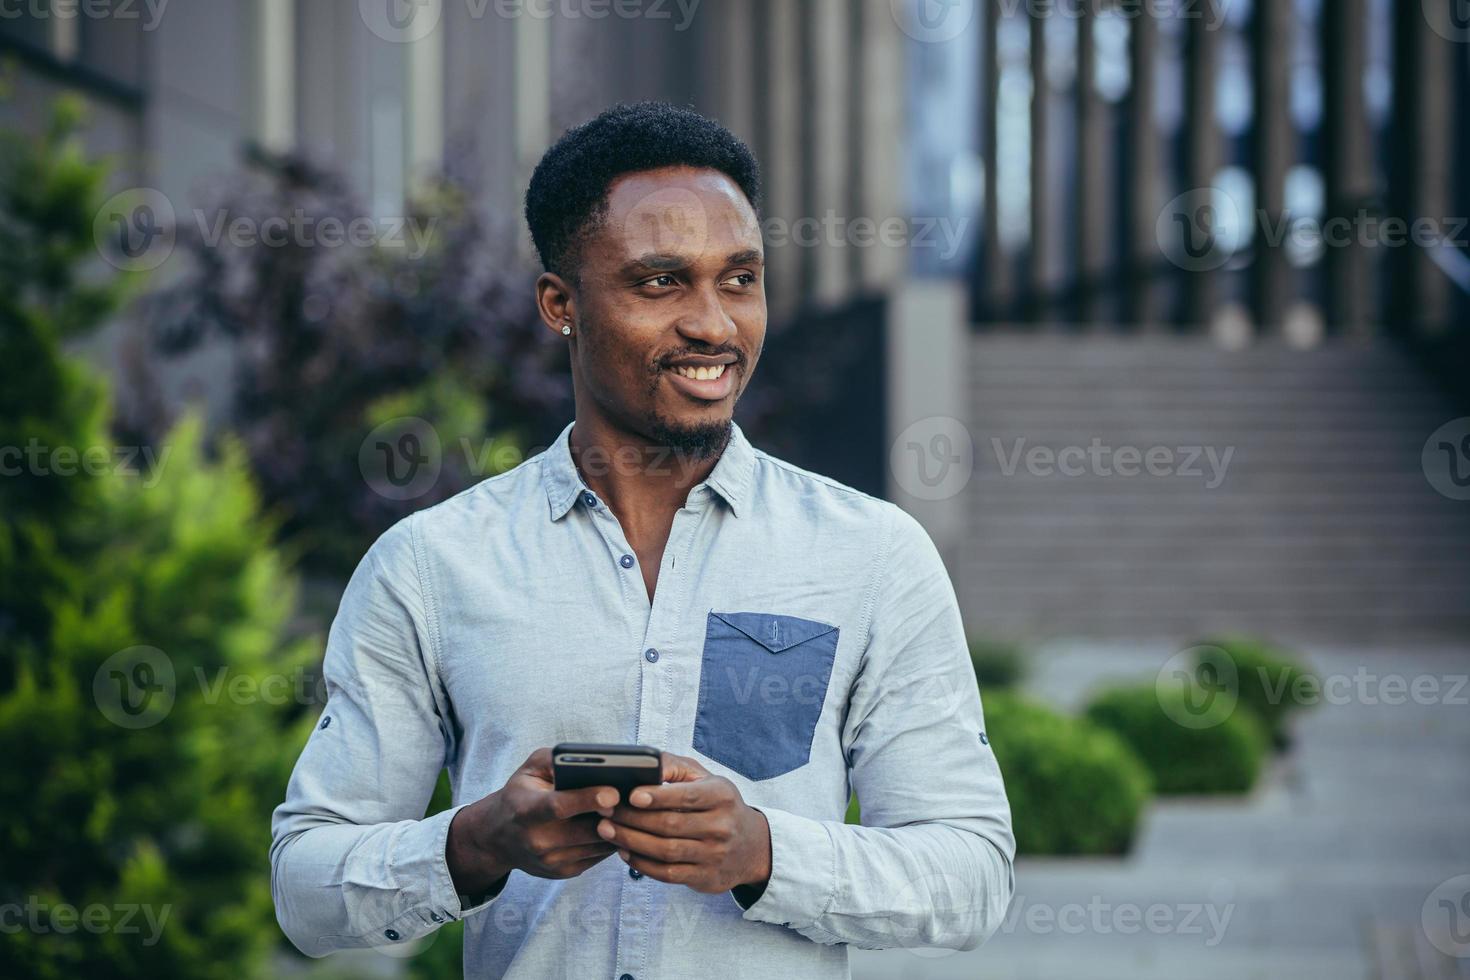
[597,752,771,895]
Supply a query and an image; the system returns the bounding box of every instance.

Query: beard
[646,413,732,462]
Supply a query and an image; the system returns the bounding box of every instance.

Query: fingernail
[618,850,630,862]
[630,790,650,807]
[597,790,616,808]
[597,820,614,839]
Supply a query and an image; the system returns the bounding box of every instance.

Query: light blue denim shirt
[270,418,1015,978]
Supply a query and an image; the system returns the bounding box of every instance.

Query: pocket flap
[709,611,837,653]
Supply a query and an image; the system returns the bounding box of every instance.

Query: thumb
[659,751,710,783]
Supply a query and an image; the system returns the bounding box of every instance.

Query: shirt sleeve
[269,515,503,957]
[732,503,1016,951]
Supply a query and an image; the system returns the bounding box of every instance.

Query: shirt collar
[543,419,755,521]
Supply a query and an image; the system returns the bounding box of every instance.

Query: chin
[646,414,733,460]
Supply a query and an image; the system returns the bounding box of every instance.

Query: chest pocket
[692,611,839,781]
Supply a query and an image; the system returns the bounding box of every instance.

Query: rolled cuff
[732,804,836,930]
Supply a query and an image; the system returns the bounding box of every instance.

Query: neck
[567,414,729,532]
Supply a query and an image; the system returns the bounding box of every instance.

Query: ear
[535,272,576,336]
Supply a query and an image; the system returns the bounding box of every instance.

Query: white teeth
[672,364,726,381]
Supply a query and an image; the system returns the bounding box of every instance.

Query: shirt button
[318,716,331,730]
[644,648,659,663]
[620,974,635,980]
[619,554,635,568]
[581,490,597,507]
[430,912,443,923]
[629,867,643,879]
[384,929,400,941]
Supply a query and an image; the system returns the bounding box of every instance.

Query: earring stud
[561,321,572,336]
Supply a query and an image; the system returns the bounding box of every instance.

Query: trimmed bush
[982,693,1152,856]
[1085,684,1269,795]
[1194,637,1314,749]
[969,638,1025,689]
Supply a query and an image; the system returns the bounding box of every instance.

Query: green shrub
[982,693,1152,856]
[1193,637,1314,748]
[969,638,1025,689]
[1085,684,1269,795]
[0,99,315,980]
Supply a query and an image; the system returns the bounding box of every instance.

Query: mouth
[663,361,736,402]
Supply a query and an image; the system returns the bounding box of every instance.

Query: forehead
[598,165,761,261]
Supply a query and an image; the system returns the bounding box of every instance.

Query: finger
[608,804,724,840]
[523,747,554,778]
[538,784,621,821]
[658,752,711,783]
[541,841,618,869]
[597,818,704,864]
[618,850,702,888]
[628,775,722,811]
[537,814,610,849]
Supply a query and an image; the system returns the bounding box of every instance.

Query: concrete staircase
[955,335,1470,641]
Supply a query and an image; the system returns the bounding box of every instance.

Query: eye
[640,274,678,289]
[723,272,757,288]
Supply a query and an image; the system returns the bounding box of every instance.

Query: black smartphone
[551,743,663,803]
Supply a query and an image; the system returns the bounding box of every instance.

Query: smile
[670,364,727,381]
[664,362,736,401]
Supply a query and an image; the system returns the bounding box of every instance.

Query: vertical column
[1388,0,1454,336]
[860,0,905,292]
[1028,8,1050,323]
[764,0,803,319]
[1126,5,1160,327]
[1181,9,1220,329]
[1251,0,1292,333]
[981,0,1006,321]
[711,1,756,146]
[253,0,295,155]
[812,0,850,305]
[1320,0,1371,335]
[405,16,444,194]
[514,13,551,188]
[48,0,77,60]
[1075,6,1106,324]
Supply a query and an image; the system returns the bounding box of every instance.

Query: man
[270,101,1014,979]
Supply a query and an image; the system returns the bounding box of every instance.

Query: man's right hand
[445,747,621,902]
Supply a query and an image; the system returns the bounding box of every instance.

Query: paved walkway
[852,642,1470,980]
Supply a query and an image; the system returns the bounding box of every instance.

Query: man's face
[564,165,766,455]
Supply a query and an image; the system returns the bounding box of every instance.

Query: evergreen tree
[0,96,317,979]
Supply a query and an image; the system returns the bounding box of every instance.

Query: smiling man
[270,101,1014,979]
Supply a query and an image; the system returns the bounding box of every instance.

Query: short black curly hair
[524,101,762,283]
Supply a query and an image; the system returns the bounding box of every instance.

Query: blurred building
[3,0,1468,640]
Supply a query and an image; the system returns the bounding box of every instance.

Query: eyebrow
[619,248,765,278]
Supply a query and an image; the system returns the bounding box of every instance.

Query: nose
[674,283,738,347]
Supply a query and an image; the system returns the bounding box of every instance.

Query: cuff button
[384,929,400,941]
